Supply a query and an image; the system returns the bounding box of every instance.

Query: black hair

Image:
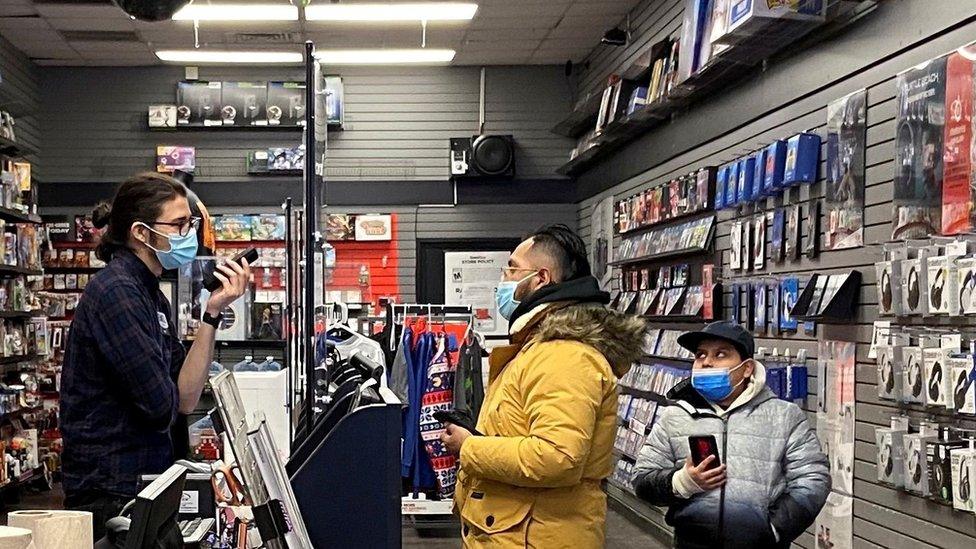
[93,172,188,262]
[526,224,591,282]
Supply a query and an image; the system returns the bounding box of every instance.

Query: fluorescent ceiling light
[172,4,299,21]
[314,48,455,65]
[155,50,303,64]
[305,2,478,22]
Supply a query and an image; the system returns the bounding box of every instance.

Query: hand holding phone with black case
[689,435,721,470]
[204,248,259,292]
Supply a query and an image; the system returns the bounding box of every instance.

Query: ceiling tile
[0,16,50,30]
[475,1,570,19]
[69,40,151,53]
[46,17,134,31]
[0,0,36,17]
[469,16,561,30]
[454,51,532,65]
[0,28,63,44]
[565,1,639,16]
[460,39,541,52]
[464,28,551,41]
[14,41,78,59]
[34,4,128,19]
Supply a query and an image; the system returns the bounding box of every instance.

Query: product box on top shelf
[752,149,766,199]
[213,215,252,242]
[714,164,729,210]
[220,81,267,126]
[783,133,821,186]
[250,215,286,241]
[764,140,788,194]
[148,105,177,128]
[737,155,755,204]
[720,0,825,43]
[726,161,740,207]
[176,81,222,127]
[626,86,650,116]
[266,81,306,127]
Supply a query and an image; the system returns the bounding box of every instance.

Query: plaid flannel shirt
[61,249,186,498]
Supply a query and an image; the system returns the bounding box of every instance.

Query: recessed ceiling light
[305,2,478,22]
[172,4,299,21]
[155,50,303,64]
[314,48,456,65]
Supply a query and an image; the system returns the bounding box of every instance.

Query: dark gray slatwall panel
[0,34,41,170]
[325,204,577,304]
[577,3,976,548]
[37,65,571,184]
[577,0,684,100]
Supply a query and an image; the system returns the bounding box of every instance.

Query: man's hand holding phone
[684,455,727,491]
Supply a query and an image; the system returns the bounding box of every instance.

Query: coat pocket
[458,480,533,536]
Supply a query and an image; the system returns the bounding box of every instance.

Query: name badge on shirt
[157,312,169,330]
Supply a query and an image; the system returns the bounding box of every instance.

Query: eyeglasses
[152,216,201,237]
[500,267,537,278]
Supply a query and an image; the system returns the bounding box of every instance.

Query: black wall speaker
[449,135,515,178]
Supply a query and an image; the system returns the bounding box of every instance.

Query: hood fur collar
[527,304,647,378]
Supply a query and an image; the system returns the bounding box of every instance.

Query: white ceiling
[0,0,643,66]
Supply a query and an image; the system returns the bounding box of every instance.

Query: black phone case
[689,435,720,469]
[203,248,259,292]
[433,410,482,436]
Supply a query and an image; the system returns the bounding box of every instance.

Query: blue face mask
[495,271,538,321]
[141,224,199,270]
[691,361,748,402]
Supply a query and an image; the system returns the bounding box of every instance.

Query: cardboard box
[250,215,286,241]
[148,105,177,128]
[220,81,267,126]
[922,347,949,407]
[784,132,821,186]
[213,215,252,241]
[737,155,755,204]
[952,357,976,413]
[723,0,825,40]
[904,433,935,495]
[156,146,195,173]
[929,440,968,506]
[950,447,976,512]
[176,81,222,127]
[267,82,306,126]
[764,140,788,193]
[902,346,925,404]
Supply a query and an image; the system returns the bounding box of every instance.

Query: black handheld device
[688,435,721,470]
[434,410,483,436]
[203,248,259,292]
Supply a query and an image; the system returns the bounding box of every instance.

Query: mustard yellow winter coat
[455,302,646,548]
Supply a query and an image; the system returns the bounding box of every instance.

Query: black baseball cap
[677,321,755,359]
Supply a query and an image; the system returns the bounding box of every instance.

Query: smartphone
[688,435,721,470]
[203,248,259,292]
[433,410,482,436]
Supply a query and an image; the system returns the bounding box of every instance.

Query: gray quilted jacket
[632,363,830,549]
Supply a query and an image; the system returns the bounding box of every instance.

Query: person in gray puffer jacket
[632,322,830,549]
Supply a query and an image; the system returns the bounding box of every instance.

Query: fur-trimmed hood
[531,304,647,378]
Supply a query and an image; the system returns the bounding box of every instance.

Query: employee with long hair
[60,173,251,539]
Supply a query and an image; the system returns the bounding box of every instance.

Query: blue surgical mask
[692,361,748,402]
[495,271,538,321]
[140,223,199,270]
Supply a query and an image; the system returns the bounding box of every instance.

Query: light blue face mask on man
[140,223,199,270]
[691,361,748,402]
[495,271,538,321]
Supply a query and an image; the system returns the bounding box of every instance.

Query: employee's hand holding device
[205,248,255,315]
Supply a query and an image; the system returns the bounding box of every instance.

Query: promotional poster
[826,89,867,250]
[786,203,801,260]
[781,277,800,331]
[817,339,856,499]
[892,56,947,240]
[942,46,976,234]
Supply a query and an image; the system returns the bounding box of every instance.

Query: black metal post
[303,41,317,439]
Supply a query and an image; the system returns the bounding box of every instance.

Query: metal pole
[303,41,317,439]
[284,196,294,448]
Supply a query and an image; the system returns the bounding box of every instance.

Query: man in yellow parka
[441,224,646,548]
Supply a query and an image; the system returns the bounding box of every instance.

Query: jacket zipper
[719,416,728,549]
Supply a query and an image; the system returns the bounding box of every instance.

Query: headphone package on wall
[904,432,936,496]
[923,347,949,408]
[929,439,969,506]
[875,260,904,316]
[876,426,907,488]
[951,446,976,513]
[901,258,925,316]
[927,255,962,315]
[951,356,976,414]
[902,346,926,405]
[876,345,904,401]
[956,257,976,315]
[753,214,766,270]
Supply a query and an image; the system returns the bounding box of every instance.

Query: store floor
[4,485,668,548]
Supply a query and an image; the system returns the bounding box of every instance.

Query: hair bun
[91,202,112,229]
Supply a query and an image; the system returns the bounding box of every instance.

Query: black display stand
[288,395,402,549]
[791,270,861,322]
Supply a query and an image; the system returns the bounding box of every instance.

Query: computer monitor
[125,464,187,549]
[248,414,313,548]
[139,472,217,520]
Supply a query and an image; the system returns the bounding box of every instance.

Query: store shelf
[0,265,42,277]
[38,288,84,294]
[0,207,41,225]
[551,91,604,138]
[640,314,705,323]
[149,124,306,132]
[247,169,303,177]
[609,246,710,267]
[604,480,673,542]
[618,208,715,238]
[0,466,46,494]
[0,136,35,158]
[0,354,39,366]
[0,310,35,319]
[613,449,639,463]
[43,266,102,274]
[641,354,694,364]
[184,339,286,349]
[618,386,670,404]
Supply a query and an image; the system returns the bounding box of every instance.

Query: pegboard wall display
[577,1,976,547]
